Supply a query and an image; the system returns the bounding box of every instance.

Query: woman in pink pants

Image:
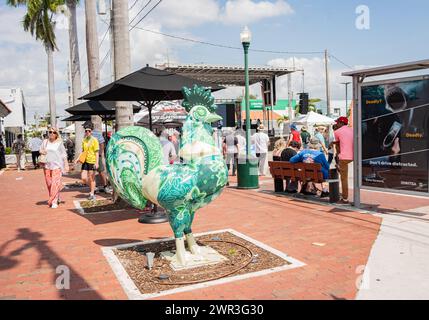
[39,128,69,208]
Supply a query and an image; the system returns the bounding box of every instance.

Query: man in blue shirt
[290,138,330,197]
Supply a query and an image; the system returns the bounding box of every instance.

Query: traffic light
[298,92,309,114]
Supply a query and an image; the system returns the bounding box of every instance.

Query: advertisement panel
[361,76,429,193]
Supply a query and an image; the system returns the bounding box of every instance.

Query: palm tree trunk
[84,0,102,132]
[46,47,57,128]
[112,0,132,130]
[67,1,83,159]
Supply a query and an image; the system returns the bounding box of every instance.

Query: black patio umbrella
[79,66,224,131]
[65,101,141,137]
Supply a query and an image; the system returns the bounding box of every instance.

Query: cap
[335,116,348,125]
[82,121,94,130]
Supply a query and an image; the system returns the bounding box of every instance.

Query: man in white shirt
[235,127,246,157]
[28,134,43,169]
[252,124,270,176]
[160,131,177,165]
[223,130,239,176]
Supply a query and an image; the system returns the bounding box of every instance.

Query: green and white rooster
[106,85,228,266]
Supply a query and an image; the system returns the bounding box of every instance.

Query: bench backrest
[269,161,324,183]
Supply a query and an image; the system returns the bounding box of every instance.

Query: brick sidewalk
[0,169,381,300]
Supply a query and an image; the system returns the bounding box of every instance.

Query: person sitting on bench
[280,140,301,193]
[289,138,330,198]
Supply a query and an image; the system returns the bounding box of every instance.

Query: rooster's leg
[175,236,187,266]
[184,210,201,254]
[185,233,201,255]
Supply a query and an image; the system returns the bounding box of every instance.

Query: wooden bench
[268,161,324,191]
[268,161,342,202]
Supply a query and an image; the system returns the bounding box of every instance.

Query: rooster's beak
[205,113,222,123]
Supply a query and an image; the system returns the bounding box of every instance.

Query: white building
[0,88,27,147]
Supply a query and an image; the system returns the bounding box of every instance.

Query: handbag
[38,140,48,165]
[78,151,87,164]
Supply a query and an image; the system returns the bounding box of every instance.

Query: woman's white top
[42,140,67,172]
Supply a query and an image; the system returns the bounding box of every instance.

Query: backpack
[301,132,310,145]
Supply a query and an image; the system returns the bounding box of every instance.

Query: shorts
[81,162,96,171]
[97,156,105,172]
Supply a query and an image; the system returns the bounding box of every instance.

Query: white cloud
[267,57,354,101]
[220,0,294,25]
[129,0,293,29]
[142,0,220,29]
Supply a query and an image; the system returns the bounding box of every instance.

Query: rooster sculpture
[106,85,228,266]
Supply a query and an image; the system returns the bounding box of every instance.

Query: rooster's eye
[192,106,208,121]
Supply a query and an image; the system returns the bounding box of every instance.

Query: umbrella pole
[148,104,153,132]
[103,116,108,138]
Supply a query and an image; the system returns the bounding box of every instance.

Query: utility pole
[287,73,292,121]
[66,0,84,160]
[47,47,57,128]
[85,0,102,132]
[341,81,351,116]
[112,0,132,130]
[325,49,331,116]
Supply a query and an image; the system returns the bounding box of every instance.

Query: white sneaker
[105,186,113,194]
[51,202,58,209]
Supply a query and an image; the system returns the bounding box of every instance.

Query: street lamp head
[240,26,252,44]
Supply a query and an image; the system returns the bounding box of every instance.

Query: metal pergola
[157,63,292,86]
[342,59,429,208]
[157,64,294,134]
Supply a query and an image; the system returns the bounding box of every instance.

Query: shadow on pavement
[93,239,143,246]
[0,228,104,299]
[69,208,141,225]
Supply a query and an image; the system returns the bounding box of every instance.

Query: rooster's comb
[181,85,217,113]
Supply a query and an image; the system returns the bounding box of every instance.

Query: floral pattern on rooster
[106,85,228,266]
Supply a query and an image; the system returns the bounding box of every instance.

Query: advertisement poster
[361,77,429,193]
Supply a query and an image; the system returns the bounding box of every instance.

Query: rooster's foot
[186,233,202,255]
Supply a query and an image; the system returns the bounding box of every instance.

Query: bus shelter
[343,59,429,207]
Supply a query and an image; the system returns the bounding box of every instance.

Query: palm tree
[7,0,63,128]
[84,0,102,132]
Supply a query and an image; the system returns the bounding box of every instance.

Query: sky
[1,0,429,125]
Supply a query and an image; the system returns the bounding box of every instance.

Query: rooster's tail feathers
[106,126,163,209]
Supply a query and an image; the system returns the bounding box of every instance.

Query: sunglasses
[48,131,57,134]
[85,129,92,132]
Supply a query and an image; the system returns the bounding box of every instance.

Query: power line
[133,26,324,55]
[329,54,354,70]
[129,0,163,31]
[98,25,111,49]
[129,0,153,26]
[129,0,140,10]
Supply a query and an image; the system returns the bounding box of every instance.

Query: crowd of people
[0,121,114,209]
[274,116,353,204]
[1,116,353,208]
[220,116,353,204]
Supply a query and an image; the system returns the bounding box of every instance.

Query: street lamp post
[237,26,259,189]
